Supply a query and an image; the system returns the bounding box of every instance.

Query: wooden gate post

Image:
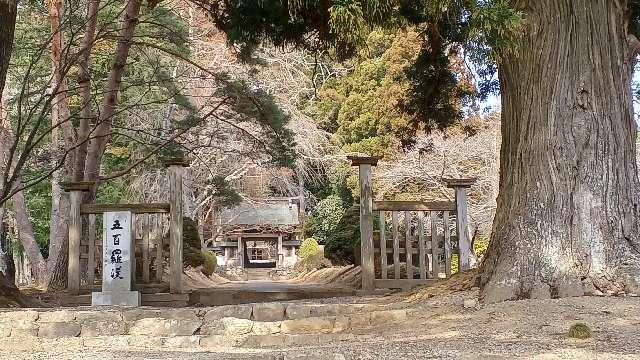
[443,178,476,271]
[237,235,243,267]
[277,234,283,267]
[61,181,95,294]
[163,157,190,294]
[348,156,380,291]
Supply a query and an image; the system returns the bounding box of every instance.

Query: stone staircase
[245,268,272,281]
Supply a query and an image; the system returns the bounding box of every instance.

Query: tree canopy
[205,0,521,143]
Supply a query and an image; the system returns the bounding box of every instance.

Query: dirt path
[190,280,356,305]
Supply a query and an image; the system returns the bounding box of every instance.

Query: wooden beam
[374,248,423,255]
[347,155,381,166]
[373,201,456,212]
[60,181,96,192]
[225,233,281,238]
[81,203,170,214]
[373,278,436,289]
[161,156,191,167]
[442,178,477,188]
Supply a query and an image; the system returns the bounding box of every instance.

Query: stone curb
[0,303,410,350]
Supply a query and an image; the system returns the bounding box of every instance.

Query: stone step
[245,268,273,281]
[0,299,415,351]
[59,292,189,307]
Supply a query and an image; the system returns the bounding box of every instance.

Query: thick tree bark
[480,0,640,302]
[0,100,10,280]
[74,0,99,182]
[46,0,75,290]
[0,0,17,100]
[47,0,75,163]
[84,0,141,184]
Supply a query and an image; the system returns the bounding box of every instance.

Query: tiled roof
[219,200,299,226]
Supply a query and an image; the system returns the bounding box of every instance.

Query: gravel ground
[2,291,639,359]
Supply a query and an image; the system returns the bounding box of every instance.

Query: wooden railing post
[443,178,477,271]
[348,156,380,291]
[277,234,283,268]
[237,235,243,267]
[163,157,190,294]
[61,181,95,294]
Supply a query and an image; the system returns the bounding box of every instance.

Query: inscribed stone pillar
[91,211,140,306]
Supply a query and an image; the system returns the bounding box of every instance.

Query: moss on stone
[568,322,592,339]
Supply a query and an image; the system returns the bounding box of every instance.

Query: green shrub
[183,217,205,268]
[568,323,592,339]
[201,250,217,276]
[324,205,360,264]
[307,195,345,243]
[299,238,322,260]
[451,236,490,274]
[474,236,489,258]
[294,252,332,273]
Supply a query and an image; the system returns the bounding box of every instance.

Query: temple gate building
[211,198,301,268]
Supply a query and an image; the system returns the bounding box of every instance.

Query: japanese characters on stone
[102,211,132,291]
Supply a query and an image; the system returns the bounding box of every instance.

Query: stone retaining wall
[0,302,412,350]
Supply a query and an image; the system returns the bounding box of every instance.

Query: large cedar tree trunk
[480,0,640,302]
[0,0,17,100]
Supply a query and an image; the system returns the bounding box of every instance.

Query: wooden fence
[62,157,189,295]
[349,156,476,290]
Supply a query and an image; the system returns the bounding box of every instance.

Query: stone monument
[91,211,140,306]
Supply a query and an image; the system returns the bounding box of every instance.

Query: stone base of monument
[91,290,141,306]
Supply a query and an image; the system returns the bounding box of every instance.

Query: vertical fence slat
[142,213,150,283]
[430,211,438,279]
[379,210,387,280]
[417,212,426,279]
[443,211,452,278]
[87,214,96,285]
[130,213,137,284]
[404,211,412,280]
[155,214,163,283]
[392,211,400,280]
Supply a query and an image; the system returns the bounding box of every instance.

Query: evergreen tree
[206,0,640,301]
